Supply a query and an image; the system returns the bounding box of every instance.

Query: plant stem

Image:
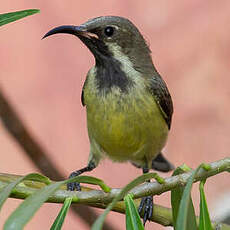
[0,157,229,228]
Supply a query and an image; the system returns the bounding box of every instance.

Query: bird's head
[43,16,155,74]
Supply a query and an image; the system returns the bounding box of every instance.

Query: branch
[0,87,116,230]
[0,157,229,228]
[0,87,62,180]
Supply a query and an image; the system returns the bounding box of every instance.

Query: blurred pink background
[1,1,230,229]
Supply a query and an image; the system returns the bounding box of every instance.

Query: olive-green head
[43,16,154,73]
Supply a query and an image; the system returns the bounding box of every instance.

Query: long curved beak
[42,24,100,59]
[42,25,87,39]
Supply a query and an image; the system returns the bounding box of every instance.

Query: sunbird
[43,16,174,224]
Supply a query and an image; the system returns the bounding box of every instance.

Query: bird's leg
[138,166,153,225]
[67,160,96,191]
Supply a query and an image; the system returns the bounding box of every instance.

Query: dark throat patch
[95,53,133,94]
[87,37,134,94]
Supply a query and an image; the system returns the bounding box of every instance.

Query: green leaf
[171,164,191,223]
[50,197,73,230]
[0,173,50,212]
[199,180,213,230]
[171,165,197,230]
[91,172,159,230]
[175,165,203,230]
[67,175,111,192]
[0,9,40,27]
[124,194,144,230]
[4,181,63,230]
[4,175,110,230]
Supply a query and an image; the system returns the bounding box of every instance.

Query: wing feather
[147,74,173,129]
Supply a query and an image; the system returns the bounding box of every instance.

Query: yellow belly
[85,88,169,167]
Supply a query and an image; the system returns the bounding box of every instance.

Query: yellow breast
[85,84,169,166]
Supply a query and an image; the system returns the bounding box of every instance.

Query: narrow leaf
[66,175,111,192]
[125,194,144,230]
[0,9,40,27]
[4,181,63,230]
[199,180,213,230]
[91,172,159,230]
[4,175,110,230]
[3,174,111,230]
[50,197,73,230]
[175,165,203,230]
[171,165,191,223]
[171,165,197,230]
[0,173,50,211]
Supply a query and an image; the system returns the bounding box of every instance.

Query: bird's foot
[67,172,81,191]
[138,195,153,225]
[66,161,96,191]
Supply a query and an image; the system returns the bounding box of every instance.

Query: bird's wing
[81,75,89,106]
[81,89,85,106]
[148,74,173,129]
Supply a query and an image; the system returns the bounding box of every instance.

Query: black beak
[42,25,87,39]
[43,24,102,61]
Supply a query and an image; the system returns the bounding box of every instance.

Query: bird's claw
[138,195,153,225]
[67,181,81,191]
[67,172,81,191]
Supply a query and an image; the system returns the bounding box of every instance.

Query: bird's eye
[104,26,114,37]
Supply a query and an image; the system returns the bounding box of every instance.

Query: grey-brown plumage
[43,16,174,225]
[148,73,173,129]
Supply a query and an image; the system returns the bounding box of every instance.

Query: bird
[43,16,174,225]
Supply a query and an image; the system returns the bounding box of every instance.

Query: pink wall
[1,1,230,229]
